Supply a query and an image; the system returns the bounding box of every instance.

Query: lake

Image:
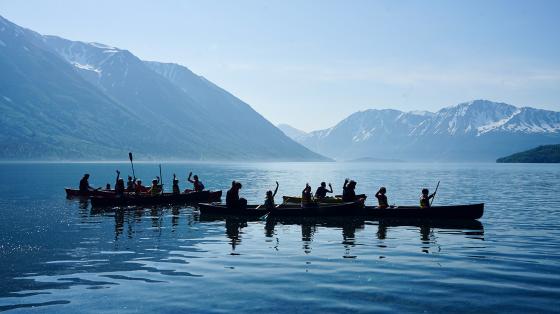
[0,162,559,313]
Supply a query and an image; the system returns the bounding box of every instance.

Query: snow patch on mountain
[477,109,521,135]
[71,62,101,74]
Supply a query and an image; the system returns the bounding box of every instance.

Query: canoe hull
[198,201,365,217]
[197,203,484,220]
[65,188,115,198]
[91,191,222,207]
[359,204,484,220]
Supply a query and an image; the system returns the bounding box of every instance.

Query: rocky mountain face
[0,15,326,161]
[291,100,560,161]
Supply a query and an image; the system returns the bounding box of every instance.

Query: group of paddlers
[79,171,204,197]
[228,179,437,210]
[79,172,437,208]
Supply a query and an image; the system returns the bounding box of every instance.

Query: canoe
[65,188,116,198]
[360,204,484,220]
[197,202,484,220]
[90,190,222,207]
[282,194,367,204]
[197,203,268,217]
[197,200,365,217]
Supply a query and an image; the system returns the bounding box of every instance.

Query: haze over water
[0,162,559,313]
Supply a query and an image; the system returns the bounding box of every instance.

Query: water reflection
[91,207,484,256]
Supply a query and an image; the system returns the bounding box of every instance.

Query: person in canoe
[315,182,333,200]
[115,170,125,197]
[301,183,316,208]
[342,179,358,202]
[79,174,95,193]
[420,188,436,208]
[126,176,135,192]
[226,181,247,209]
[172,174,180,195]
[261,181,279,210]
[134,179,149,194]
[105,183,111,190]
[148,178,162,196]
[186,172,205,193]
[375,187,389,208]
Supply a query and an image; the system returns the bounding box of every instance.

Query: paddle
[128,152,136,180]
[159,164,163,190]
[430,180,440,206]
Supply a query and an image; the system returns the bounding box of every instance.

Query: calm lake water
[0,162,559,313]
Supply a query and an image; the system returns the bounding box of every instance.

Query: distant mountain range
[279,100,560,161]
[0,15,326,161]
[496,144,560,163]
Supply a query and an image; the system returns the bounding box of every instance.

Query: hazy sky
[2,0,560,131]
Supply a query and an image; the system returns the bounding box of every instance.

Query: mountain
[277,124,308,141]
[0,15,326,161]
[292,100,560,161]
[496,144,560,163]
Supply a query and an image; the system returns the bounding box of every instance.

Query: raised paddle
[128,152,136,180]
[430,180,440,206]
[159,164,163,187]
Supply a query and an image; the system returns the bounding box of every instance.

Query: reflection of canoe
[197,201,365,217]
[198,202,484,220]
[377,218,483,231]
[282,194,367,204]
[65,188,115,198]
[91,190,222,207]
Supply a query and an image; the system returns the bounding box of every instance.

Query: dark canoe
[90,190,222,207]
[197,203,269,218]
[271,201,366,217]
[65,188,115,198]
[198,202,484,220]
[358,204,484,220]
[197,201,365,218]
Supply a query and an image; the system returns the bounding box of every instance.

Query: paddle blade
[128,152,133,162]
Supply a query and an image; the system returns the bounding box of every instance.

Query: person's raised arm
[187,172,194,183]
[343,179,349,189]
[328,183,333,193]
[273,181,279,197]
[115,170,120,184]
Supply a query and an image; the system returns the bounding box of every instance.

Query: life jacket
[264,197,274,210]
[420,196,430,208]
[377,194,388,207]
[301,191,313,204]
[194,181,204,192]
[150,185,161,196]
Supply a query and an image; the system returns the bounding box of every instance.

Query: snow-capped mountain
[0,15,325,161]
[294,100,560,161]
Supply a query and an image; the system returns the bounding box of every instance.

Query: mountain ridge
[286,100,560,161]
[0,15,327,161]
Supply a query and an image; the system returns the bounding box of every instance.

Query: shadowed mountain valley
[0,15,326,161]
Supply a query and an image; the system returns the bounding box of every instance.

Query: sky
[1,0,560,131]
